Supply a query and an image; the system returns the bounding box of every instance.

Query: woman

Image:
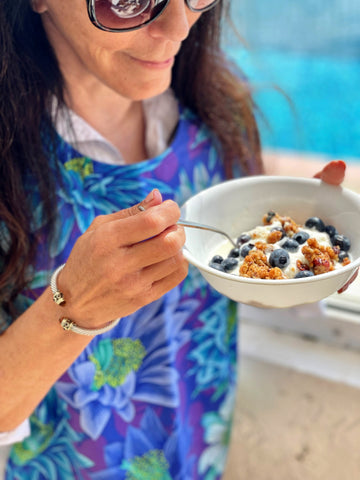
[0,0,348,479]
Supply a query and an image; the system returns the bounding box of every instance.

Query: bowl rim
[180,175,360,204]
[181,175,360,285]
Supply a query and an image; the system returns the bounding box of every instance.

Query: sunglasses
[86,0,220,32]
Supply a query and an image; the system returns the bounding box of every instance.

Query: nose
[147,0,198,42]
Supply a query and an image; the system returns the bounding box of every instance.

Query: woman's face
[34,0,202,100]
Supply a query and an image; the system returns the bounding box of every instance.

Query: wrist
[50,263,121,336]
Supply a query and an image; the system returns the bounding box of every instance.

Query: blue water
[228,0,360,58]
[224,1,360,161]
[226,48,360,160]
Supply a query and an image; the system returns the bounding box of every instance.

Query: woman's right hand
[1,190,187,432]
[56,189,188,328]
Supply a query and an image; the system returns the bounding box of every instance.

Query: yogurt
[208,213,351,280]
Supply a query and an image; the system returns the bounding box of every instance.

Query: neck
[64,76,147,164]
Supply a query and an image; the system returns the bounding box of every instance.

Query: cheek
[184,8,202,30]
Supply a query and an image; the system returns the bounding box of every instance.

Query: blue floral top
[6,107,239,480]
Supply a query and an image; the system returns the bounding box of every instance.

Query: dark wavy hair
[0,0,262,315]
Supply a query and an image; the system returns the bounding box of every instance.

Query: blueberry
[209,262,225,272]
[269,249,290,269]
[325,224,338,238]
[271,226,286,239]
[294,270,315,279]
[281,238,299,252]
[221,257,239,272]
[293,231,310,245]
[331,234,351,252]
[338,250,349,262]
[240,243,255,258]
[228,248,240,258]
[305,217,325,232]
[237,233,251,245]
[265,211,276,223]
[210,255,223,264]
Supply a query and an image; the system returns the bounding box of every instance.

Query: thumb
[314,160,346,185]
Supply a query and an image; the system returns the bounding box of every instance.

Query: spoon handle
[177,219,237,248]
[138,205,237,248]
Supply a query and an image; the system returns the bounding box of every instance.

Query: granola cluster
[239,250,284,280]
[302,238,350,275]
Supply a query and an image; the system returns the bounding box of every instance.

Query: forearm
[0,287,92,432]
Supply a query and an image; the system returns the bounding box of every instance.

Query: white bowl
[181,176,360,309]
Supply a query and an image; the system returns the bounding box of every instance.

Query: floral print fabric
[6,108,239,480]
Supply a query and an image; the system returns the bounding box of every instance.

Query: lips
[130,55,175,69]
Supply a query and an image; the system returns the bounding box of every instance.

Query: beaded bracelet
[50,263,120,336]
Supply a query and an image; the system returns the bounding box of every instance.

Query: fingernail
[143,190,155,205]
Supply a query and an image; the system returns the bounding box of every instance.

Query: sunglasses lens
[187,0,218,11]
[94,0,167,30]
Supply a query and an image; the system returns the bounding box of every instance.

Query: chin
[123,73,172,101]
[138,87,170,100]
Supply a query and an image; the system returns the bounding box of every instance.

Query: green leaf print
[64,157,94,179]
[11,416,53,465]
[122,450,172,480]
[90,338,146,390]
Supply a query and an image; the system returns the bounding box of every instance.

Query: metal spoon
[177,219,237,248]
[138,205,237,248]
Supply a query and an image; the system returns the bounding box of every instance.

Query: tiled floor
[224,355,360,480]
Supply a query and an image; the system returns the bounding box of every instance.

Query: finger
[123,188,163,218]
[314,160,346,185]
[337,269,358,294]
[87,200,182,253]
[126,224,186,269]
[136,188,163,212]
[88,189,163,231]
[107,253,188,312]
[114,200,182,246]
[141,252,188,285]
[136,260,189,307]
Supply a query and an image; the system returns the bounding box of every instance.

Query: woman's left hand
[314,159,358,293]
